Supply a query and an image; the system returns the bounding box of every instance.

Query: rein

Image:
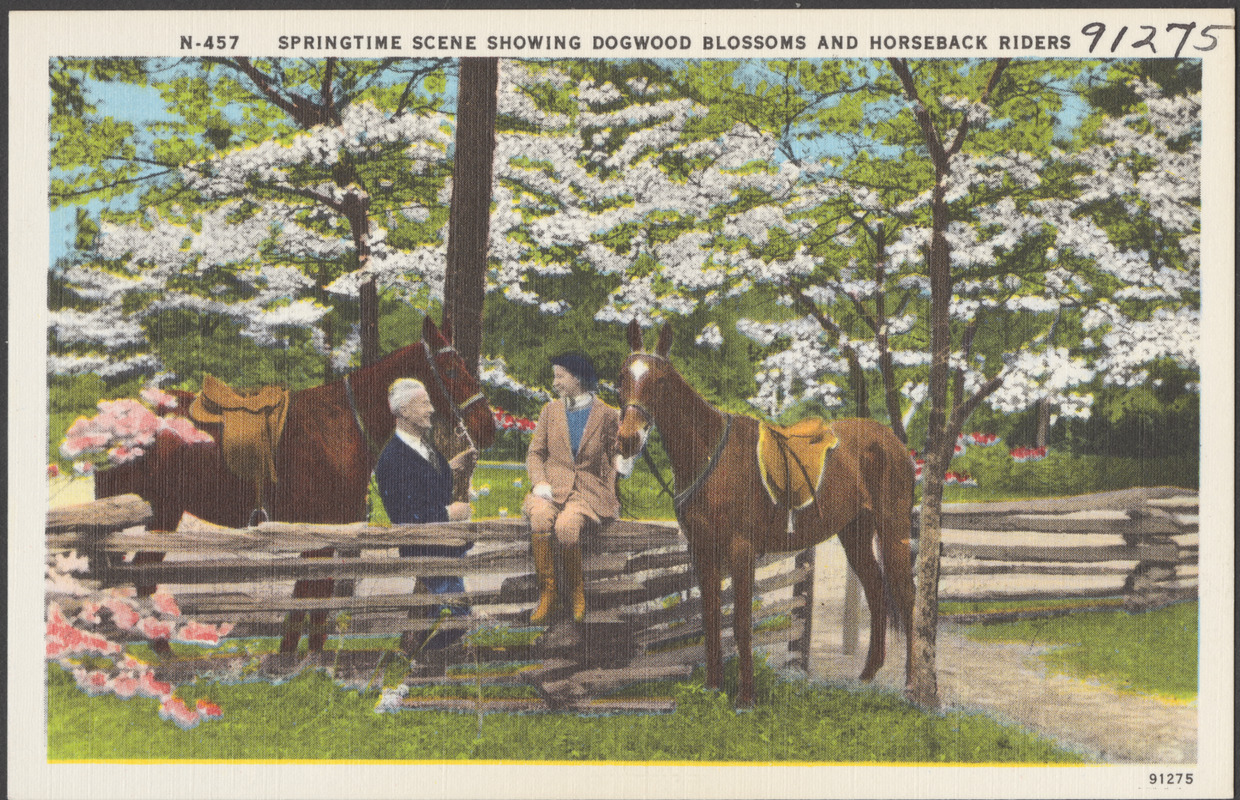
[344,373,382,457]
[621,354,734,514]
[672,413,732,512]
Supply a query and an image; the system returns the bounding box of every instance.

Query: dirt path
[806,541,1196,764]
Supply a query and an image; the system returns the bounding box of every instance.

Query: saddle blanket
[756,418,839,510]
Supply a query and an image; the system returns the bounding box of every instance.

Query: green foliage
[966,602,1198,699]
[46,656,1082,763]
[943,446,1196,501]
[144,311,326,392]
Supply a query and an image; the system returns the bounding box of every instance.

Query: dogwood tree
[878,58,1201,708]
[50,57,455,382]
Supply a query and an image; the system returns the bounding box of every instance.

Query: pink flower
[109,672,140,699]
[158,697,201,730]
[138,670,173,701]
[175,620,229,646]
[150,593,181,617]
[73,460,95,476]
[944,472,959,485]
[196,698,223,719]
[107,445,145,464]
[46,636,69,660]
[75,669,112,696]
[104,598,140,631]
[48,463,61,478]
[77,601,103,625]
[140,386,180,412]
[47,605,122,657]
[137,615,174,641]
[159,415,213,445]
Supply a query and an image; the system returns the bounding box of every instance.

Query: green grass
[940,598,1127,616]
[47,657,1083,763]
[964,602,1198,700]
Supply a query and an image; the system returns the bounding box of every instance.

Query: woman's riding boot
[562,543,586,623]
[529,534,558,624]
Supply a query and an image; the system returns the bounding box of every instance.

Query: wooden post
[793,545,817,673]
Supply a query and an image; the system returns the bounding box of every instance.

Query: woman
[523,352,633,623]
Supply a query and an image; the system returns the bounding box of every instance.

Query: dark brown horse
[96,316,496,651]
[616,321,915,707]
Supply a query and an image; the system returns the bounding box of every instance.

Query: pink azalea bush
[1010,445,1048,463]
[59,387,213,469]
[492,406,535,432]
[46,553,234,730]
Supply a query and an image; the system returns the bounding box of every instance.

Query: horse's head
[617,320,674,459]
[421,316,497,450]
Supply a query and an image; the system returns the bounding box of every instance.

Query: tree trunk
[847,352,869,417]
[908,453,945,708]
[1035,397,1051,449]
[906,191,952,710]
[443,57,499,376]
[360,278,379,367]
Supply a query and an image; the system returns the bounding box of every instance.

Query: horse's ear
[626,319,643,352]
[655,323,673,358]
[422,315,438,342]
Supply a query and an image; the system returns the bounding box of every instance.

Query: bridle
[343,338,489,457]
[420,339,488,452]
[620,353,732,514]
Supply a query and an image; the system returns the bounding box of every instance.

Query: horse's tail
[867,426,917,639]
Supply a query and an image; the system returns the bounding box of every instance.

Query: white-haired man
[375,378,476,654]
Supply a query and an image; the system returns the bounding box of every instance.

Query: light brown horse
[617,321,916,707]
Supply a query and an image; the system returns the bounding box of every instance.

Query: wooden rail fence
[46,495,814,712]
[901,486,1196,628]
[48,486,1198,708]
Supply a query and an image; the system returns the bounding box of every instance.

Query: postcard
[9,7,1234,799]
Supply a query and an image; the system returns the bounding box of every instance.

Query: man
[375,378,476,655]
[524,352,633,623]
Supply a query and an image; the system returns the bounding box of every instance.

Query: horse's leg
[694,548,725,692]
[838,516,889,681]
[729,537,757,707]
[280,548,336,654]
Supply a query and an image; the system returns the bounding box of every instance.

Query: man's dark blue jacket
[374,435,469,559]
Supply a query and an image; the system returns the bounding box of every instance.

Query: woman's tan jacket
[525,397,621,520]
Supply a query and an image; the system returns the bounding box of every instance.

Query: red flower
[196,698,223,719]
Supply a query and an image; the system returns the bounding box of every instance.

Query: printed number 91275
[1149,773,1193,785]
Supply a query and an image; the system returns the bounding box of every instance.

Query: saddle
[756,418,839,519]
[189,374,290,513]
